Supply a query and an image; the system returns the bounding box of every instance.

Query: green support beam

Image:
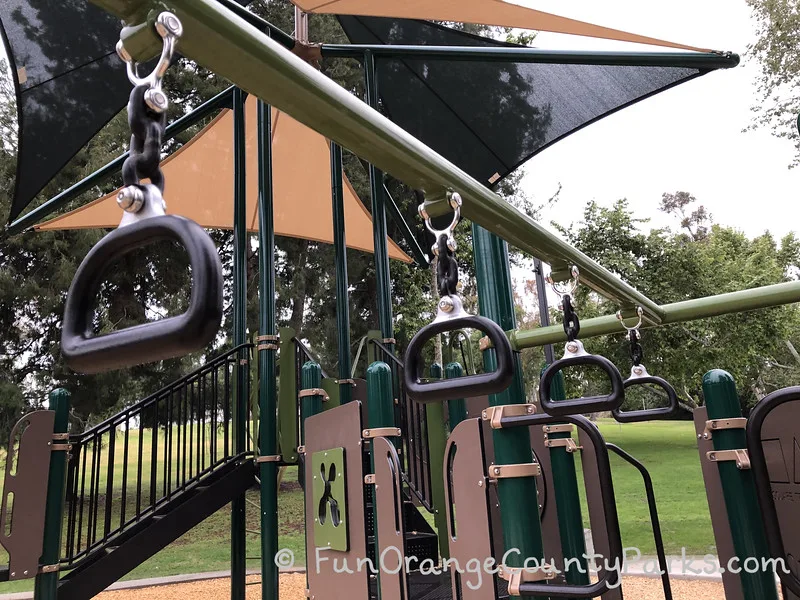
[330,142,352,404]
[256,99,279,600]
[363,51,395,348]
[33,389,70,600]
[231,86,248,600]
[472,225,544,600]
[91,0,673,314]
[512,280,800,349]
[321,44,738,69]
[702,370,778,600]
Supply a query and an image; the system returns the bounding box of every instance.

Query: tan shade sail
[291,0,711,53]
[37,97,412,263]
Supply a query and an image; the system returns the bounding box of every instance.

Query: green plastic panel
[311,447,349,551]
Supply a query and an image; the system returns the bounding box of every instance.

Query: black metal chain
[121,84,167,192]
[436,234,459,297]
[629,329,643,366]
[561,295,580,342]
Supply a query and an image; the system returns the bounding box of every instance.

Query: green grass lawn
[0,419,714,594]
[585,419,715,556]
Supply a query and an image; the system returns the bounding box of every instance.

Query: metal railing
[368,339,433,512]
[61,344,253,567]
[289,335,434,511]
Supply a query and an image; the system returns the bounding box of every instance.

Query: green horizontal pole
[512,280,800,350]
[5,86,234,236]
[90,0,668,314]
[321,44,739,70]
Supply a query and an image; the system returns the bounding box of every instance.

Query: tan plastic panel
[694,408,744,600]
[304,402,369,600]
[372,436,408,600]
[758,400,800,600]
[444,418,496,600]
[0,411,55,580]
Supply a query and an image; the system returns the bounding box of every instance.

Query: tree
[746,0,800,165]
[551,193,800,411]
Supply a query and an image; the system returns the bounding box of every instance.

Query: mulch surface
[97,572,738,600]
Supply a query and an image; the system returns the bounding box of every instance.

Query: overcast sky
[513,0,799,241]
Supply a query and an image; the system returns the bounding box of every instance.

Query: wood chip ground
[96,572,739,600]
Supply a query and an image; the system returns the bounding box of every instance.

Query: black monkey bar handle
[612,366,680,423]
[539,340,625,417]
[404,312,513,403]
[61,215,223,374]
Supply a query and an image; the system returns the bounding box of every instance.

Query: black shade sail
[338,16,712,188]
[0,0,258,223]
[1,0,130,221]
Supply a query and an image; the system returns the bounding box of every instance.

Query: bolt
[117,186,144,213]
[567,342,579,354]
[477,480,483,487]
[494,467,501,475]
[439,297,454,313]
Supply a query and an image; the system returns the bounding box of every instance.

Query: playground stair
[57,455,255,600]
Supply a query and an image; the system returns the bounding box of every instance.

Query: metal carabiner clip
[418,192,462,257]
[116,12,183,113]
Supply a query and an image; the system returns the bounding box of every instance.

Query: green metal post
[364,51,394,351]
[703,370,778,600]
[366,361,394,429]
[300,361,323,587]
[300,362,324,441]
[231,86,248,600]
[257,99,279,600]
[444,362,467,430]
[331,142,352,404]
[544,368,589,588]
[426,363,449,558]
[472,224,544,599]
[33,389,70,600]
[366,361,396,597]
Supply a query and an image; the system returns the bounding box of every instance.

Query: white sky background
[513,0,800,241]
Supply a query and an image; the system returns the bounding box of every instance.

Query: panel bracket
[702,418,747,440]
[488,462,541,481]
[707,449,750,470]
[544,436,582,453]
[362,427,401,439]
[482,404,535,429]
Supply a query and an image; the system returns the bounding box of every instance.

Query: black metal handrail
[368,339,434,512]
[606,443,672,600]
[62,344,254,567]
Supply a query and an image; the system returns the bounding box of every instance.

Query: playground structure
[3,2,800,600]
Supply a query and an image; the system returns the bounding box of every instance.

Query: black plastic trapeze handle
[61,215,223,374]
[539,354,625,416]
[404,315,513,403]
[612,374,680,423]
